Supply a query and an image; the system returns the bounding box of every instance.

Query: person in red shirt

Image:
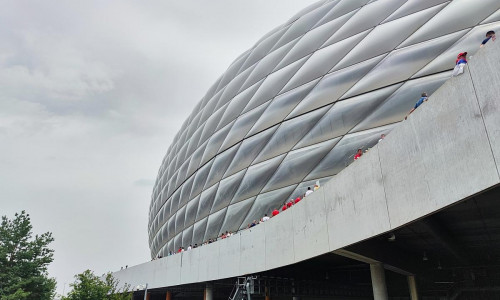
[294,197,301,204]
[354,149,363,160]
[272,209,279,216]
[282,204,287,211]
[287,200,293,208]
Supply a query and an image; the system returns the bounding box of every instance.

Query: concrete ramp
[113,39,500,292]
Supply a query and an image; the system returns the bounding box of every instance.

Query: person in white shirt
[304,187,313,197]
[262,214,270,222]
[187,245,192,250]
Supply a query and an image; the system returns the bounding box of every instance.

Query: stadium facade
[148,0,500,258]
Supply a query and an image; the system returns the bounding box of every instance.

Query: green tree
[0,211,56,300]
[62,270,132,300]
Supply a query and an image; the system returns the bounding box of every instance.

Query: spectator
[314,183,320,191]
[378,134,385,142]
[177,247,182,253]
[452,52,467,76]
[287,200,293,208]
[282,203,287,211]
[188,245,192,250]
[481,30,496,47]
[193,244,198,249]
[305,187,313,197]
[294,197,301,204]
[405,93,428,119]
[250,220,257,227]
[272,209,280,216]
[354,149,363,160]
[262,214,270,222]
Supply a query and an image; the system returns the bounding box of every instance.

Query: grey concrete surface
[218,233,241,279]
[197,241,220,282]
[165,252,181,286]
[239,224,266,275]
[292,187,329,262]
[265,207,295,270]
[370,263,388,300]
[112,40,500,290]
[468,41,500,176]
[180,246,199,284]
[380,63,499,229]
[324,146,390,250]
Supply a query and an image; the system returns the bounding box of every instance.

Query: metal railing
[228,276,256,300]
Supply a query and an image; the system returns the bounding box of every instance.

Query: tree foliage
[0,211,56,300]
[62,270,132,300]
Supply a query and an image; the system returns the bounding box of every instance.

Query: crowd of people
[149,183,321,260]
[144,29,496,264]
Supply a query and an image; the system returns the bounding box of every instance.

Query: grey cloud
[0,0,316,295]
[134,179,155,187]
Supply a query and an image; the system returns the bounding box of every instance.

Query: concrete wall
[113,40,500,290]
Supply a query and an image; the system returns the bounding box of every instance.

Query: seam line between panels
[380,1,450,25]
[235,106,335,230]
[197,3,365,144]
[233,23,295,83]
[149,65,453,229]
[159,73,322,219]
[345,69,453,135]
[150,4,476,243]
[467,65,500,180]
[235,154,289,232]
[157,25,390,210]
[406,28,473,80]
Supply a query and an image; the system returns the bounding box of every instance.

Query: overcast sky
[0,0,316,295]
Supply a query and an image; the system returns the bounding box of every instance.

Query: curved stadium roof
[148,0,500,258]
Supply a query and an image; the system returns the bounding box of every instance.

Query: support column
[166,291,172,300]
[204,283,213,300]
[370,263,388,300]
[265,286,270,300]
[408,275,418,300]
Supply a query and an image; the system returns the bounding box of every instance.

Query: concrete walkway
[113,39,500,290]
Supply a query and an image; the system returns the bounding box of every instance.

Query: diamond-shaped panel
[149,0,493,258]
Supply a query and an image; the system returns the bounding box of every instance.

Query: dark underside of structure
[135,183,500,300]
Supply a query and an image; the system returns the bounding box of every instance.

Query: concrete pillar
[204,284,213,300]
[166,291,172,300]
[370,263,388,300]
[408,275,418,300]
